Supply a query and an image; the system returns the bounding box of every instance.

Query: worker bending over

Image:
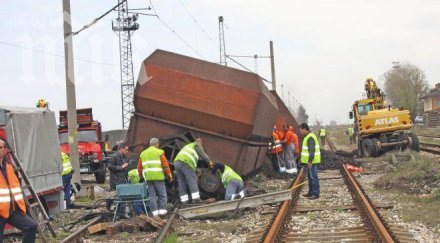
[212,163,245,200]
[173,138,212,205]
[138,138,172,216]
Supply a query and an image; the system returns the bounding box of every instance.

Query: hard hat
[37,99,48,108]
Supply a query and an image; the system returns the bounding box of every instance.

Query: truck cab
[58,108,108,183]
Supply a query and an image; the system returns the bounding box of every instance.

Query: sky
[1,0,439,130]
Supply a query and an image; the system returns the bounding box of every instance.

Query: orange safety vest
[271,131,283,154]
[0,161,26,218]
[276,130,284,141]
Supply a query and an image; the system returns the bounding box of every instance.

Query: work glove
[208,161,214,169]
[196,169,202,178]
[166,175,173,183]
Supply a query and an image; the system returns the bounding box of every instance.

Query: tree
[296,104,309,124]
[383,62,430,118]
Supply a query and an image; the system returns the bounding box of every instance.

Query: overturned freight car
[127,49,278,176]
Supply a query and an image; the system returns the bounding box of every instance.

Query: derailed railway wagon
[127,49,279,176]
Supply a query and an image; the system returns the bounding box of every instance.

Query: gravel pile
[319,150,362,170]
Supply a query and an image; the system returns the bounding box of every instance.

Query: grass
[395,193,440,228]
[163,232,178,243]
[374,154,440,194]
[74,196,95,203]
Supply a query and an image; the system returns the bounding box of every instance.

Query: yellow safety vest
[300,133,321,164]
[140,147,165,181]
[347,127,354,136]
[61,152,72,176]
[174,142,199,171]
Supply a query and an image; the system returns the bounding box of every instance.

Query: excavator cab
[357,103,373,115]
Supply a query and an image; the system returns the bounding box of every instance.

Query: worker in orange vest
[289,125,300,158]
[281,124,297,175]
[270,126,285,172]
[0,139,37,243]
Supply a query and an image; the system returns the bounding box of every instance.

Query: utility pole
[62,0,80,185]
[254,54,258,73]
[219,16,227,66]
[113,0,139,129]
[270,41,276,91]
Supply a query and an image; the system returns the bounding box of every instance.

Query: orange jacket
[284,130,294,145]
[292,132,300,154]
[0,160,26,218]
[271,131,283,154]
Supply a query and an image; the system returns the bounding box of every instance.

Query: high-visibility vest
[104,143,110,151]
[221,165,242,188]
[347,127,354,136]
[61,152,72,176]
[271,131,283,154]
[300,132,321,164]
[319,128,326,137]
[140,147,165,181]
[0,161,26,218]
[128,169,140,184]
[174,142,199,171]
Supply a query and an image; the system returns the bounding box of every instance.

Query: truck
[350,79,419,157]
[58,108,108,183]
[0,106,64,216]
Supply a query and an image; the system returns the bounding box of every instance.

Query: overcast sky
[1,0,439,130]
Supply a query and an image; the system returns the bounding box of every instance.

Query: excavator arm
[364,78,385,109]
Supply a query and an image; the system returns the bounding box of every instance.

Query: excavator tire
[408,132,420,152]
[361,138,378,157]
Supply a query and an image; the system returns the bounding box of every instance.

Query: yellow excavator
[349,78,419,157]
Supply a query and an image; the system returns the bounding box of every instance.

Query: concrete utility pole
[270,41,276,91]
[219,16,227,66]
[62,0,81,185]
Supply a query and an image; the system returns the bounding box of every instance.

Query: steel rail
[420,147,440,155]
[326,136,337,152]
[418,134,440,139]
[419,142,440,148]
[155,207,179,243]
[60,216,102,243]
[263,168,305,243]
[342,164,395,242]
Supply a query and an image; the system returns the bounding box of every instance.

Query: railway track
[418,134,440,139]
[419,142,440,155]
[245,165,416,242]
[326,136,337,152]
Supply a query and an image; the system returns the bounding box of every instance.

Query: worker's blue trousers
[307,165,320,197]
[62,172,73,209]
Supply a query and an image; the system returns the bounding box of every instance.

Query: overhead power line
[0,40,115,66]
[177,0,218,49]
[226,55,271,84]
[72,0,127,36]
[149,0,205,59]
